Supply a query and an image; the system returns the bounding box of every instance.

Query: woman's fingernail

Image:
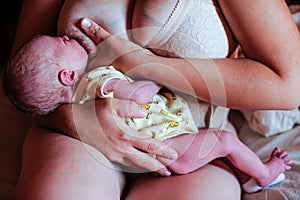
[170,153,178,160]
[164,170,171,177]
[82,18,92,28]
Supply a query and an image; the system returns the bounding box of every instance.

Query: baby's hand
[113,80,162,104]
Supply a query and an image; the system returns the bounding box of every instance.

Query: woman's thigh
[125,160,241,200]
[15,125,126,200]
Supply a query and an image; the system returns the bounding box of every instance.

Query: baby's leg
[223,139,291,187]
[241,147,291,193]
[161,127,291,189]
[15,126,125,200]
[160,129,238,174]
[254,147,291,186]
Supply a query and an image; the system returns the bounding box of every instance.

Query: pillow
[291,5,300,30]
[241,109,300,137]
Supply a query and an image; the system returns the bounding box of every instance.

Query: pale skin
[15,0,179,176]
[11,0,300,199]
[19,33,292,185]
[82,0,300,110]
[76,19,292,185]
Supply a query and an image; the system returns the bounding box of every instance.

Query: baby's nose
[62,35,70,41]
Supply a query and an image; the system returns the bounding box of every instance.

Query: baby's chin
[78,69,86,78]
[78,45,89,61]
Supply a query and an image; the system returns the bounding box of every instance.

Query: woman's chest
[131,0,237,58]
[62,0,237,58]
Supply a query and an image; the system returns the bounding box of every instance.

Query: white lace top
[144,0,235,59]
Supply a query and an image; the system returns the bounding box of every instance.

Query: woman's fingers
[130,135,178,160]
[58,19,96,53]
[125,148,173,176]
[112,99,178,160]
[81,18,111,44]
[113,99,149,118]
[80,17,120,67]
[101,117,174,176]
[109,100,178,175]
[90,98,177,176]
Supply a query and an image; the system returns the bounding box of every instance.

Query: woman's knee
[126,164,240,200]
[16,126,125,200]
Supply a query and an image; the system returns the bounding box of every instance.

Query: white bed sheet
[239,120,300,200]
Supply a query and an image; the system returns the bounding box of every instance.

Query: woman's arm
[81,0,300,110]
[216,0,300,109]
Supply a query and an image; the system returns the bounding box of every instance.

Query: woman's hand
[36,98,177,176]
[57,0,100,52]
[80,18,152,72]
[73,98,177,176]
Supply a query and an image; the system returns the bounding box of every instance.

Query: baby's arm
[75,66,161,105]
[103,79,162,104]
[84,66,161,104]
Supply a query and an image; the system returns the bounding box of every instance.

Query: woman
[11,0,300,199]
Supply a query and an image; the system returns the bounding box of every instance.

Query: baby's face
[38,35,88,76]
[33,35,89,103]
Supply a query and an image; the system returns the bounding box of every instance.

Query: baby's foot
[253,148,291,188]
[243,147,291,193]
[258,147,291,187]
[243,173,285,193]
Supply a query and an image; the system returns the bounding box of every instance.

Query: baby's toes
[284,157,292,167]
[282,155,292,169]
[271,147,281,157]
[279,151,288,159]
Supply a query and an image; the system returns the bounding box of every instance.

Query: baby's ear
[58,69,79,86]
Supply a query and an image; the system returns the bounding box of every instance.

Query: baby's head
[4,35,88,115]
